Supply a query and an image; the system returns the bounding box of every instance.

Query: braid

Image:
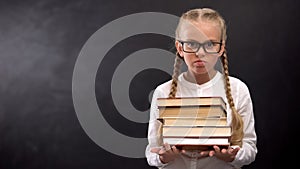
[168,52,183,98]
[221,50,244,147]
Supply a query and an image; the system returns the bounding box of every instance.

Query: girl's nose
[196,46,206,57]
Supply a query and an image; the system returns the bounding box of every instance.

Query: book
[164,137,230,151]
[157,97,231,150]
[163,137,230,145]
[158,117,227,126]
[159,105,226,118]
[176,144,230,151]
[157,97,226,110]
[162,126,231,138]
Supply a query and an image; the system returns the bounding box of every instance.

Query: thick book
[163,137,230,146]
[175,144,230,151]
[162,126,232,138]
[157,97,226,110]
[158,117,227,126]
[158,105,226,118]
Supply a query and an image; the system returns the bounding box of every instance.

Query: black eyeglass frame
[178,40,223,54]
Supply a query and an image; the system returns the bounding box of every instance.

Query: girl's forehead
[178,20,221,41]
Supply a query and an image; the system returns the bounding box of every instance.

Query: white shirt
[145,71,257,169]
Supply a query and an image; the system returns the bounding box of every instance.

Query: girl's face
[175,19,224,76]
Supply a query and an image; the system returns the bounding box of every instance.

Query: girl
[145,8,257,169]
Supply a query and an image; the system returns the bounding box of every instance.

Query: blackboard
[0,0,298,168]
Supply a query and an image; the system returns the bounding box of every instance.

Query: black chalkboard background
[0,0,298,168]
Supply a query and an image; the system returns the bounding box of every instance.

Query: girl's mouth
[194,60,206,67]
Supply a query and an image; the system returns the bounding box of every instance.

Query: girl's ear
[218,42,226,57]
[175,41,184,58]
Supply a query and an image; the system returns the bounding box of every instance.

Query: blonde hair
[169,8,244,147]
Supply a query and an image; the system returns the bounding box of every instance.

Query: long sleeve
[145,87,167,167]
[230,81,258,168]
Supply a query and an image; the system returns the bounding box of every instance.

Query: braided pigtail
[168,52,183,98]
[221,50,244,147]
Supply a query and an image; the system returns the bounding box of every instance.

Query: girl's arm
[230,82,258,168]
[145,88,168,167]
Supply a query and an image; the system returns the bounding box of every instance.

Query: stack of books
[157,97,231,150]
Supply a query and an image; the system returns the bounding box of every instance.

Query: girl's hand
[199,145,240,162]
[150,143,181,164]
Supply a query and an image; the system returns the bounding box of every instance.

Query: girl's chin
[192,67,209,74]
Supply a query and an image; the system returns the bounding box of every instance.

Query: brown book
[159,106,226,118]
[176,144,230,151]
[162,126,232,138]
[157,97,226,110]
[163,137,230,146]
[165,137,231,151]
[158,117,227,126]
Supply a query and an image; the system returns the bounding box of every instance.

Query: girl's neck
[184,70,217,85]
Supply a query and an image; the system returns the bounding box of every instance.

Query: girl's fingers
[200,150,209,156]
[172,146,179,154]
[150,147,161,154]
[159,148,166,155]
[213,145,220,152]
[164,143,171,151]
[231,147,240,155]
[221,148,227,154]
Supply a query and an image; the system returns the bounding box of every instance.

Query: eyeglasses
[178,40,222,54]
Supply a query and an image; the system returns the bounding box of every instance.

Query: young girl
[145,8,257,169]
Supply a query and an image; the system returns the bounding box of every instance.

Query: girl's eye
[204,42,214,48]
[186,42,198,48]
